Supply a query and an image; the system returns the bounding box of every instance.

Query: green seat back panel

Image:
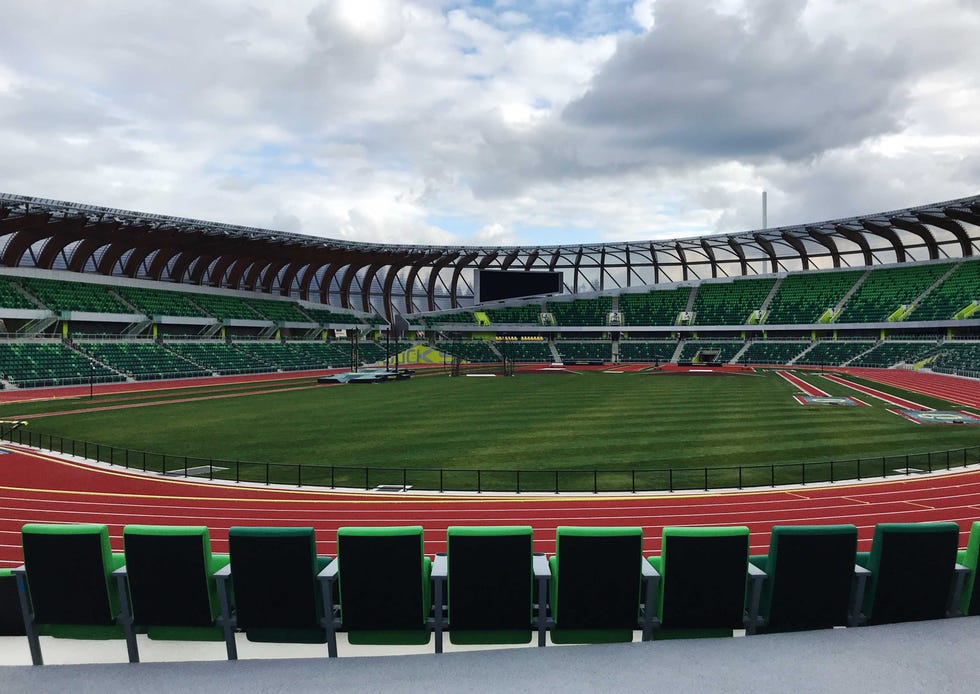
[964,522,980,616]
[555,531,641,631]
[765,525,857,632]
[0,571,26,636]
[338,529,425,631]
[447,528,532,634]
[23,526,114,626]
[229,527,320,630]
[868,523,959,625]
[124,528,214,627]
[662,532,748,630]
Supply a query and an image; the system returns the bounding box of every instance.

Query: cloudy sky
[1,0,978,247]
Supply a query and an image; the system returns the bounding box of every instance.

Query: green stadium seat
[119,525,234,660]
[484,305,542,324]
[617,340,676,362]
[435,341,499,363]
[840,263,950,323]
[218,526,333,658]
[750,525,858,633]
[736,341,809,365]
[555,341,611,362]
[765,270,863,325]
[855,522,962,625]
[956,521,980,617]
[693,278,776,325]
[431,526,548,652]
[14,523,136,665]
[619,287,691,326]
[322,526,432,655]
[649,526,762,638]
[548,526,657,644]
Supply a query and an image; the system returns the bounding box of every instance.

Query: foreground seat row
[3,521,978,664]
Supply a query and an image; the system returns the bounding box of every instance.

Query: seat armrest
[949,563,971,617]
[112,566,128,579]
[10,565,25,577]
[642,558,659,578]
[318,560,339,579]
[747,563,766,578]
[745,562,766,635]
[533,554,550,579]
[432,554,447,579]
[213,564,232,579]
[849,564,872,627]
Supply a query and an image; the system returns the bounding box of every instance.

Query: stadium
[1,189,979,688]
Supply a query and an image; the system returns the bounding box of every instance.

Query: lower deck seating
[555,342,612,362]
[165,342,267,375]
[436,341,499,363]
[79,342,208,380]
[736,341,809,365]
[676,341,742,364]
[848,341,937,368]
[497,340,553,362]
[793,341,874,366]
[0,342,124,387]
[617,341,677,362]
[925,342,980,375]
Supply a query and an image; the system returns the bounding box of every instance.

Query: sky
[1,0,978,248]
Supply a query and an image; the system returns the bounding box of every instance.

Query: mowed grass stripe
[18,372,980,479]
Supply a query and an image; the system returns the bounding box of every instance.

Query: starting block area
[891,410,980,425]
[794,395,866,406]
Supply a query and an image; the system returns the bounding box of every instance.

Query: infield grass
[5,370,978,491]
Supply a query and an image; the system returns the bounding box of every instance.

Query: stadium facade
[2,192,978,321]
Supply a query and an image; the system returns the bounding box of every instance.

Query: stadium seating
[736,341,809,365]
[909,260,980,321]
[219,527,333,657]
[0,342,123,387]
[839,263,950,323]
[288,341,354,367]
[554,341,612,362]
[165,342,267,375]
[750,525,859,633]
[676,341,742,364]
[619,288,691,326]
[617,341,677,362]
[793,340,875,366]
[549,527,656,644]
[546,297,613,327]
[302,306,368,325]
[497,340,553,362]
[235,342,321,370]
[244,298,311,323]
[424,311,478,325]
[855,522,961,626]
[484,305,542,324]
[119,525,233,660]
[435,341,499,363]
[16,276,132,314]
[325,526,432,653]
[765,270,863,325]
[113,286,206,318]
[432,526,547,651]
[693,278,776,325]
[649,526,760,638]
[0,276,38,310]
[189,294,263,321]
[848,341,937,368]
[79,342,207,380]
[926,342,980,376]
[14,523,135,665]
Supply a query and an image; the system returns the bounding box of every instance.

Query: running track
[2,444,979,567]
[2,366,979,566]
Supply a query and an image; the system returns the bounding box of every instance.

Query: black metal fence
[3,426,978,494]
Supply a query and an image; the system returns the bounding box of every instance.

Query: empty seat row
[6,521,978,664]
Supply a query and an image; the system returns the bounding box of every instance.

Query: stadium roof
[2,191,979,320]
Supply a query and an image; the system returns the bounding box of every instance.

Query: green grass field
[4,370,978,492]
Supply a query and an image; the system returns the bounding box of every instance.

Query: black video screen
[477,270,563,302]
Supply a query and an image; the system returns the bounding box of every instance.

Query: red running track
[838,368,980,410]
[2,445,979,567]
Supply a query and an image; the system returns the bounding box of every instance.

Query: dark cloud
[563,0,912,163]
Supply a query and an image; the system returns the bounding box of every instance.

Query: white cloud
[0,0,977,249]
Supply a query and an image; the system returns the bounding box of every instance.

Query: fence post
[402,467,407,492]
[857,458,861,481]
[265,462,270,486]
[184,456,189,478]
[477,470,481,494]
[236,462,240,484]
[143,451,147,472]
[738,466,742,489]
[554,471,559,495]
[631,469,636,494]
[210,459,214,481]
[668,468,673,493]
[331,466,335,489]
[594,470,598,495]
[703,467,708,492]
[439,469,443,494]
[516,470,521,495]
[830,460,834,484]
[365,468,369,491]
[770,464,774,487]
